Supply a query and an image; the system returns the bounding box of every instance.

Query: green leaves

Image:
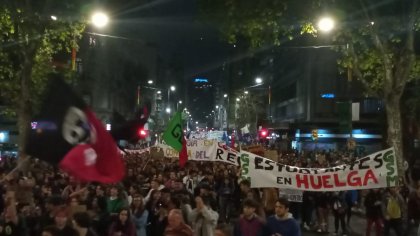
[0,2,87,117]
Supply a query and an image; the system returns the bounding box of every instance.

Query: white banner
[279,189,303,202]
[156,140,240,166]
[240,148,399,191]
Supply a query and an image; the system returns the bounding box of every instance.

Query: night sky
[110,0,230,81]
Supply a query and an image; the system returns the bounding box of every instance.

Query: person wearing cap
[233,198,265,236]
[54,207,78,236]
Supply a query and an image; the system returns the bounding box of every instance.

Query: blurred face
[170,172,176,180]
[96,186,104,196]
[70,198,79,206]
[133,196,143,207]
[151,180,159,189]
[110,187,118,197]
[173,181,183,191]
[275,201,288,218]
[119,210,128,223]
[243,206,256,217]
[168,211,182,227]
[152,191,161,200]
[55,214,67,228]
[240,184,248,192]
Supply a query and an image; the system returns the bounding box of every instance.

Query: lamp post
[224,94,230,132]
[177,100,182,111]
[167,85,176,114]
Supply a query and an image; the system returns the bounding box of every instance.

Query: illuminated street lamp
[236,98,240,102]
[224,94,228,98]
[255,77,263,84]
[318,17,335,32]
[170,86,176,91]
[148,80,153,84]
[166,107,171,114]
[244,90,249,94]
[91,11,109,28]
[157,90,161,94]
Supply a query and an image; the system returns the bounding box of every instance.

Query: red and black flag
[25,74,124,183]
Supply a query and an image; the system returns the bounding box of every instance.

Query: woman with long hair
[130,194,149,236]
[108,208,136,236]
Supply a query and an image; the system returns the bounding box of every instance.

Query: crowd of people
[0,147,418,236]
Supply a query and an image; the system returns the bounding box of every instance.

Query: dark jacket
[233,215,265,236]
[364,190,383,219]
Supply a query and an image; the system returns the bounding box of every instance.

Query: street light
[51,15,57,21]
[224,94,228,98]
[91,11,109,28]
[195,121,198,124]
[236,98,240,102]
[148,80,153,84]
[170,86,176,91]
[255,77,263,84]
[157,90,161,94]
[166,107,171,114]
[178,100,182,104]
[244,90,249,94]
[318,17,335,32]
[216,105,219,109]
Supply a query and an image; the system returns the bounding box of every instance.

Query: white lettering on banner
[156,140,239,165]
[241,148,399,191]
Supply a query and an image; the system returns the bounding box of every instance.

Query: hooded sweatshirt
[266,213,301,236]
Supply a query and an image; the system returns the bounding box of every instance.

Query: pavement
[302,214,366,236]
[302,214,418,236]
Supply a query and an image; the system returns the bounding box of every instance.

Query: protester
[382,187,406,236]
[189,195,219,236]
[130,194,148,236]
[72,212,98,236]
[233,198,265,236]
[164,209,193,236]
[108,208,136,236]
[265,197,301,236]
[364,189,383,236]
[331,191,348,236]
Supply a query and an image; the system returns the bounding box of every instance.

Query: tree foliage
[200,0,420,177]
[0,1,88,115]
[0,1,90,157]
[235,92,265,133]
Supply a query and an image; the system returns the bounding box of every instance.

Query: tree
[200,0,420,178]
[235,92,265,135]
[0,1,86,160]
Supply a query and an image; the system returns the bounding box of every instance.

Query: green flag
[163,112,184,151]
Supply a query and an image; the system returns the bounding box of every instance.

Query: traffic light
[137,129,148,138]
[312,129,318,140]
[259,129,268,139]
